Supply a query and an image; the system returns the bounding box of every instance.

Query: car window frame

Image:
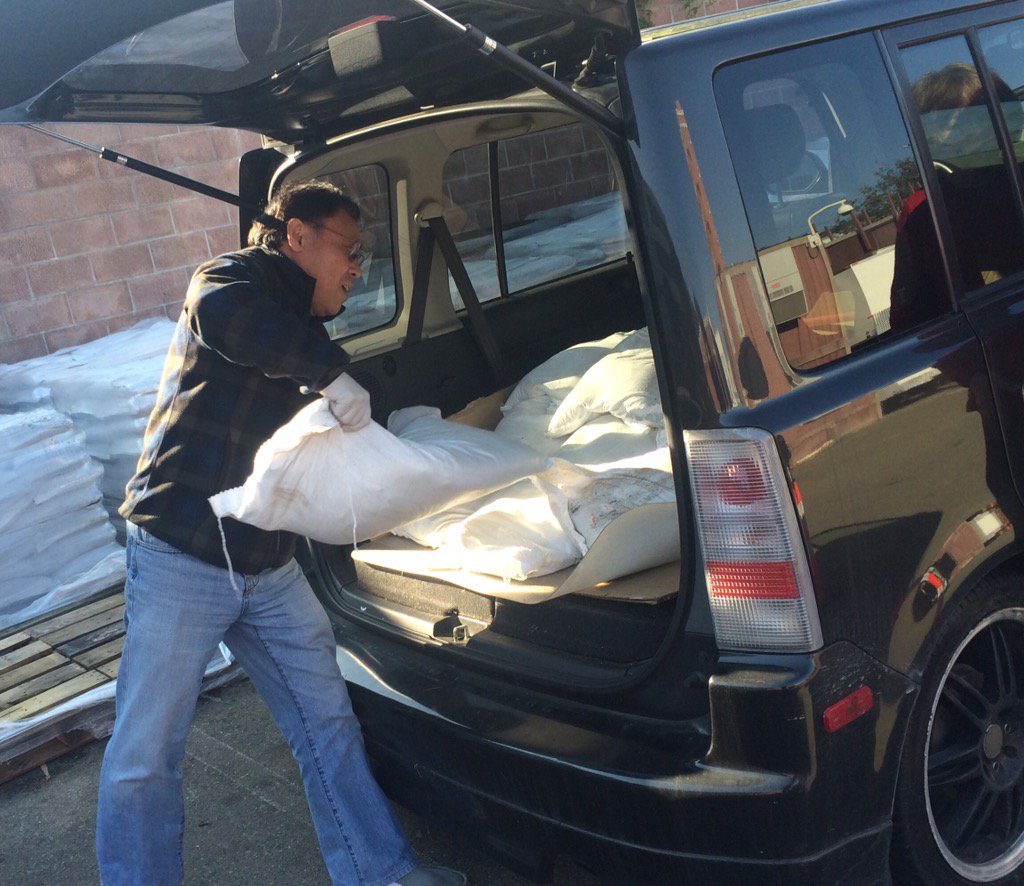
[318,161,402,344]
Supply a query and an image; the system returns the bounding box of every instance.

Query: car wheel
[892,572,1024,884]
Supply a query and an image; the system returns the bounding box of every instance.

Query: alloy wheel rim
[925,608,1024,881]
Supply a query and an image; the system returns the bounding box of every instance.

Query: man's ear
[285,217,308,252]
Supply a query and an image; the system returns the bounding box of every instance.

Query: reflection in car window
[717,34,940,371]
[321,164,397,341]
[442,123,629,311]
[65,0,354,92]
[981,21,1024,157]
[902,36,1024,293]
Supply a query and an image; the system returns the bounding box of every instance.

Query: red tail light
[684,428,822,653]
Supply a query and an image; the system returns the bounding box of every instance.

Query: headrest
[745,104,807,185]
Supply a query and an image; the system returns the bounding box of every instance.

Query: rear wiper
[406,0,624,137]
[21,123,256,214]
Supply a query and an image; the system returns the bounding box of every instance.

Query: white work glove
[320,373,372,431]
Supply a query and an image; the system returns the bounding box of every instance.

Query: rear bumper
[336,634,918,884]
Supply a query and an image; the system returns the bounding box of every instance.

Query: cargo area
[273,105,689,680]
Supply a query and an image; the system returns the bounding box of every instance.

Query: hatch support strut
[21,124,255,213]
[406,0,624,137]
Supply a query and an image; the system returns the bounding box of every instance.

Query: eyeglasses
[313,223,369,266]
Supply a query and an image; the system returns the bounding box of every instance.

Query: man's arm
[185,254,348,391]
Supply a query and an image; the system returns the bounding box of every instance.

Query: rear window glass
[717,34,947,371]
[980,20,1024,158]
[65,1,334,92]
[322,164,396,340]
[441,122,629,311]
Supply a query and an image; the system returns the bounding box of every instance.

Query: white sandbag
[0,319,173,540]
[570,469,676,550]
[557,414,660,466]
[493,397,563,456]
[0,318,173,412]
[394,448,675,582]
[548,344,662,438]
[209,402,550,546]
[502,330,631,412]
[616,326,651,351]
[439,474,586,580]
[392,443,585,547]
[47,352,165,533]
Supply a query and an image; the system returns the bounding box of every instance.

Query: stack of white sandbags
[392,328,674,582]
[0,409,124,632]
[0,318,173,413]
[0,319,175,539]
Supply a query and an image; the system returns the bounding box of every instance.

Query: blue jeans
[96,523,415,886]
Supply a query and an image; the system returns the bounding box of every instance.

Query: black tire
[892,570,1024,884]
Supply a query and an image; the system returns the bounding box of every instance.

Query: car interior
[255,100,689,683]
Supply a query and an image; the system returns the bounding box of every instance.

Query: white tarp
[0,409,124,632]
[0,318,174,539]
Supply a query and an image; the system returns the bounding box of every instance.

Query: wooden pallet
[0,587,240,784]
[0,589,127,783]
[0,590,126,726]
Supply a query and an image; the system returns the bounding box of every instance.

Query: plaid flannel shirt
[120,246,350,573]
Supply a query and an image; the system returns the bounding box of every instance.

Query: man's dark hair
[248,180,361,249]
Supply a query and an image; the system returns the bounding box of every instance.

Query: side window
[497,125,629,293]
[440,123,629,311]
[322,164,397,340]
[717,34,945,370]
[901,33,1024,292]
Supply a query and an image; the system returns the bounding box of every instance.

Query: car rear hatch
[0,0,639,144]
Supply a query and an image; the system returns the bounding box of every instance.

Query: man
[97,180,464,886]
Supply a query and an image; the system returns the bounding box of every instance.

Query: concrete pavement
[0,677,598,886]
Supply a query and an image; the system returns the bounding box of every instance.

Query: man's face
[291,209,364,318]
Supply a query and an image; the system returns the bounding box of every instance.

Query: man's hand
[321,373,371,431]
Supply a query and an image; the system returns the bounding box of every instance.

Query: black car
[6,0,1024,882]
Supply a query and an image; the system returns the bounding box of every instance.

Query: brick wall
[443,124,617,239]
[0,124,261,364]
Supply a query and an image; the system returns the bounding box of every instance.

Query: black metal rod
[406,0,623,136]
[21,123,255,212]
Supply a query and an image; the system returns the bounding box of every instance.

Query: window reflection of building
[675,100,885,456]
[716,38,936,373]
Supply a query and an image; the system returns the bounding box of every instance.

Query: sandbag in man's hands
[320,372,372,431]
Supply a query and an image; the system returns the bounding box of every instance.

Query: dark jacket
[120,246,350,573]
